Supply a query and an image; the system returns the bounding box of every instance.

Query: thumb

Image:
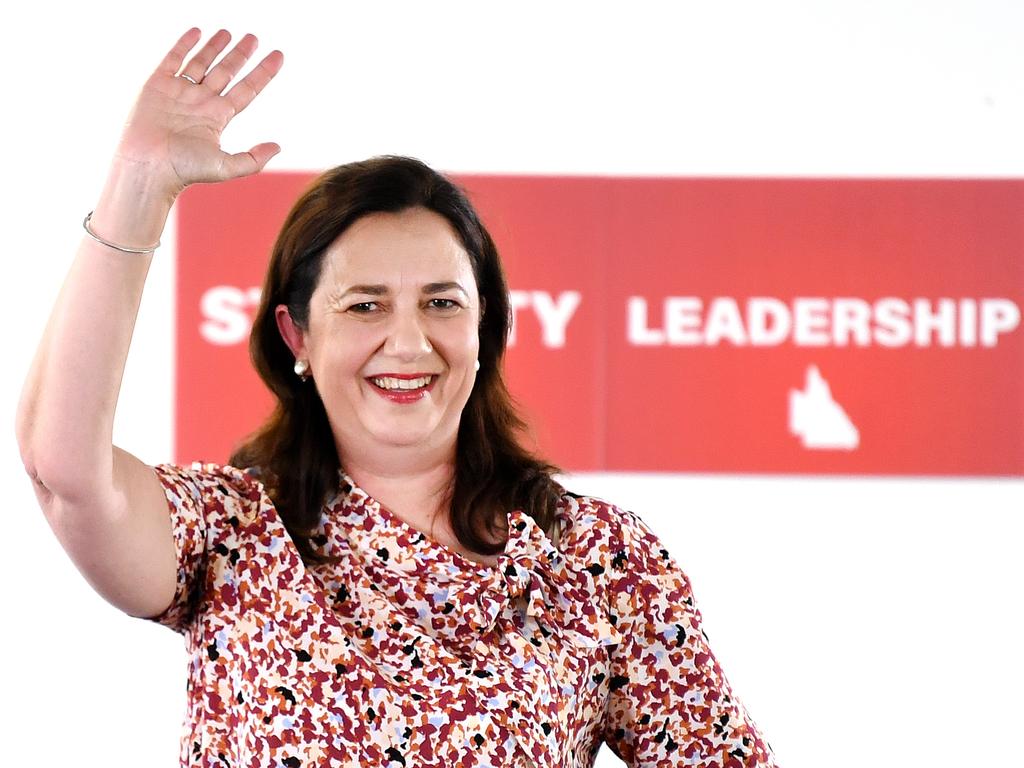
[219,142,281,179]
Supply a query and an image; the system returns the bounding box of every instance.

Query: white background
[3,2,1023,765]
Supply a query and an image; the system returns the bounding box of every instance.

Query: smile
[369,375,435,390]
[366,374,439,403]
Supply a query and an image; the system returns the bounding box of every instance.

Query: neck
[340,445,457,538]
[338,438,507,567]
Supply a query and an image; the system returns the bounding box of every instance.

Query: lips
[369,374,433,390]
[366,373,439,403]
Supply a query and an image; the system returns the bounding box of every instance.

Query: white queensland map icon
[788,365,859,450]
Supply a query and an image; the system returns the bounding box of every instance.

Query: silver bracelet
[82,211,161,254]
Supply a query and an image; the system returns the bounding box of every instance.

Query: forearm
[16,159,176,502]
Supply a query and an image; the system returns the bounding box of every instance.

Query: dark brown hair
[230,156,562,564]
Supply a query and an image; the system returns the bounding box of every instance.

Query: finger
[157,28,203,75]
[178,29,232,84]
[218,142,281,180]
[201,33,258,95]
[224,50,285,116]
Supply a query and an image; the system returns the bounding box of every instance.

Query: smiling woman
[15,28,777,768]
[233,158,562,567]
[286,209,482,459]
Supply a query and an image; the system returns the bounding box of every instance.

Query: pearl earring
[474,360,481,372]
[294,359,310,381]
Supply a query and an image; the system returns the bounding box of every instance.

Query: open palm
[117,29,284,196]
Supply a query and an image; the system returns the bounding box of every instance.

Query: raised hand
[16,30,284,627]
[115,28,284,198]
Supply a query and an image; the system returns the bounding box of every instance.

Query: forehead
[319,208,476,290]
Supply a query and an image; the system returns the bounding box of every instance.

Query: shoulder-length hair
[231,156,562,564]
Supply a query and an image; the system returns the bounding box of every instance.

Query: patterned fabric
[149,462,776,767]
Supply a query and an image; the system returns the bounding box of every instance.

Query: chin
[366,421,447,449]
[377,433,435,448]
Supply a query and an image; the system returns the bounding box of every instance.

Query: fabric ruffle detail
[471,509,621,649]
[327,474,621,652]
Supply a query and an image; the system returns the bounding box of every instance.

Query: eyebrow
[337,282,469,298]
[423,282,469,297]
[338,284,388,297]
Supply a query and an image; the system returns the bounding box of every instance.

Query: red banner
[177,174,1024,476]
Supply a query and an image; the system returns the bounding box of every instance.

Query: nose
[384,309,433,361]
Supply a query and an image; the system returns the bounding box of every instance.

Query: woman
[16,29,777,768]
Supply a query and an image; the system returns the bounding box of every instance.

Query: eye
[348,301,379,313]
[427,298,460,311]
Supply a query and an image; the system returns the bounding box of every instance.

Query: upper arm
[30,446,186,623]
[601,508,776,767]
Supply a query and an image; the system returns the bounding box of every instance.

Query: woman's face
[277,207,482,463]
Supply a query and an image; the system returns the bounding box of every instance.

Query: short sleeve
[143,463,255,635]
[602,508,777,767]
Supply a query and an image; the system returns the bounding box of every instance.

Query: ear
[275,305,307,359]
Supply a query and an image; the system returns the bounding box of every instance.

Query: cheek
[433,316,480,358]
[455,327,481,364]
[312,327,380,378]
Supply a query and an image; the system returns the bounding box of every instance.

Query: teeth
[371,375,432,390]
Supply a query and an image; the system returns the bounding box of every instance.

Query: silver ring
[180,74,200,85]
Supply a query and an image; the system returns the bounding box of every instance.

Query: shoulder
[556,491,698,641]
[554,490,683,584]
[552,491,649,572]
[555,488,655,541]
[153,461,269,525]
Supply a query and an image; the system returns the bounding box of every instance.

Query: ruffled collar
[327,472,503,580]
[325,473,621,650]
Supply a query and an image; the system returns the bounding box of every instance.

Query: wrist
[105,154,182,206]
[90,159,179,250]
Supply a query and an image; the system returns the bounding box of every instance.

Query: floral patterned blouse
[148,462,776,767]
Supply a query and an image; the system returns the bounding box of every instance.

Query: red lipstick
[366,373,438,404]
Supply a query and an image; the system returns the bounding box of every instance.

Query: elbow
[17,427,60,504]
[15,398,43,488]
[16,407,106,505]
[16,428,61,512]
